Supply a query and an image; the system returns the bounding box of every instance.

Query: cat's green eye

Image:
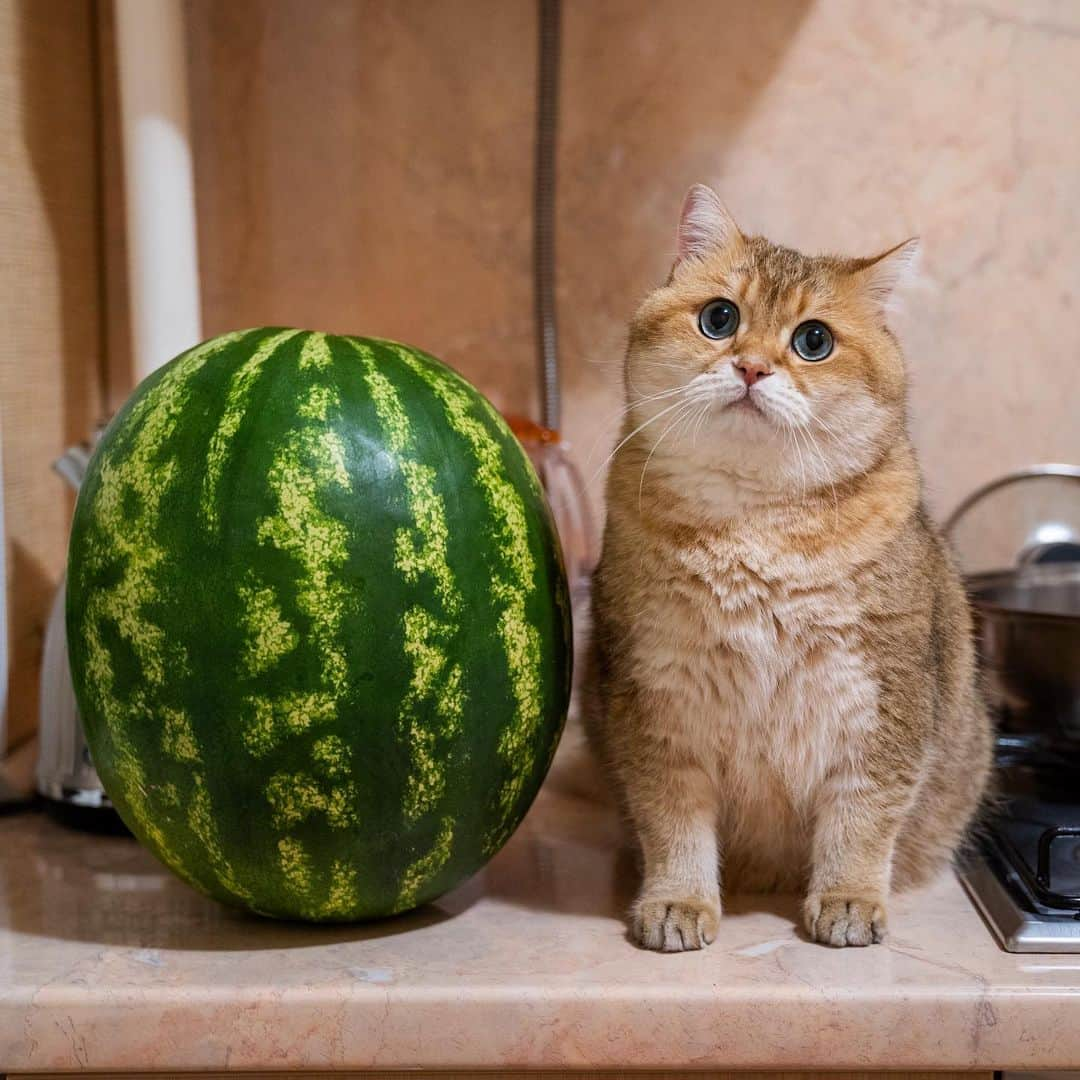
[698,299,740,340]
[792,320,834,362]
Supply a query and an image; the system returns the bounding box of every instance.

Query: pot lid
[943,464,1080,575]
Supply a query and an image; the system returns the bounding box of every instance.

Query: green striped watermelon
[66,329,571,920]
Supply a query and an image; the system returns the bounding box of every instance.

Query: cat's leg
[803,775,913,947]
[620,713,721,952]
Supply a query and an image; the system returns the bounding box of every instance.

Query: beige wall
[182,0,1080,528]
[558,0,1080,520]
[0,0,104,747]
[184,0,538,420]
[1,0,1074,741]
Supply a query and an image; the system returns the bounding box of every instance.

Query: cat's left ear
[855,237,921,310]
[675,184,742,265]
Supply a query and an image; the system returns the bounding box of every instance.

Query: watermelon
[66,329,571,920]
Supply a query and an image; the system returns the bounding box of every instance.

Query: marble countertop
[2,729,1079,1073]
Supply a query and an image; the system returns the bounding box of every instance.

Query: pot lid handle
[943,463,1080,538]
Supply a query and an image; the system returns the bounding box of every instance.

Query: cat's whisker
[626,367,699,406]
[627,385,698,410]
[582,414,634,470]
[582,385,695,467]
[627,366,683,402]
[783,420,809,495]
[797,422,820,478]
[639,357,692,374]
[808,413,846,450]
[799,425,828,495]
[587,395,697,488]
[623,377,702,413]
[800,424,842,531]
[637,393,707,511]
[795,427,812,496]
[692,398,713,445]
[804,419,848,526]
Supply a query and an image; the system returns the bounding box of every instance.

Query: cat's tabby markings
[586,185,991,951]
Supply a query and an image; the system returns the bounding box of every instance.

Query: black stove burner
[957,736,1080,950]
[986,797,1080,913]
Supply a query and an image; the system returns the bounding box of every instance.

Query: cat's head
[624,184,918,498]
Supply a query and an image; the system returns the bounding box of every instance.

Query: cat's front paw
[631,894,720,952]
[804,893,887,947]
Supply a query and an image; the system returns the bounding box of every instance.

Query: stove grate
[995,824,1080,912]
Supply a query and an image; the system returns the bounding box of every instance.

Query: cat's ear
[676,184,741,263]
[855,237,921,310]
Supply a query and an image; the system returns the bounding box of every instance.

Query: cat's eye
[698,299,740,340]
[791,320,834,362]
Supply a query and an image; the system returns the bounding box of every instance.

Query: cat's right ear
[676,185,741,264]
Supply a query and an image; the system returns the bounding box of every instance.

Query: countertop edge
[5,986,1080,1071]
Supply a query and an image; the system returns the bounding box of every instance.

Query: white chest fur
[629,530,879,814]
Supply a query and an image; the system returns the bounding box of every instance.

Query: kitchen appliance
[949,465,1080,952]
[34,445,123,830]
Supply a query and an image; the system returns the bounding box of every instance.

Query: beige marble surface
[2,733,1079,1073]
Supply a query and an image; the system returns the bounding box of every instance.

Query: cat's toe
[805,894,886,947]
[632,896,720,952]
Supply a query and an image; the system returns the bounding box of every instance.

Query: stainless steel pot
[966,563,1080,764]
[946,465,1080,770]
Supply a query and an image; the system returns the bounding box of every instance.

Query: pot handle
[942,463,1080,538]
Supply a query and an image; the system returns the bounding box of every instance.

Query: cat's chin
[727,396,762,415]
[718,395,781,434]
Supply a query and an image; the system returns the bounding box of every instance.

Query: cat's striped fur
[585,186,991,950]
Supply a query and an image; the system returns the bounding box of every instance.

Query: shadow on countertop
[0,804,475,951]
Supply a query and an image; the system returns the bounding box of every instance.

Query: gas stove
[958,761,1080,952]
[942,466,1080,952]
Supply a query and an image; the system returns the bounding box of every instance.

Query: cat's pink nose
[734,359,773,387]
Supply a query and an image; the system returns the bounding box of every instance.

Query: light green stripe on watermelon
[202,328,301,532]
[349,341,460,612]
[278,838,360,920]
[277,836,315,901]
[277,841,360,920]
[244,692,338,756]
[81,330,253,898]
[241,374,352,757]
[232,342,363,904]
[312,734,351,776]
[265,768,359,829]
[299,385,337,422]
[325,860,360,916]
[349,340,465,835]
[402,607,465,737]
[189,775,252,900]
[238,575,298,678]
[395,461,460,610]
[390,344,543,854]
[257,419,351,693]
[161,706,201,763]
[299,330,333,371]
[395,815,454,912]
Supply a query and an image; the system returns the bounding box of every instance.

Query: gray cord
[534,0,561,432]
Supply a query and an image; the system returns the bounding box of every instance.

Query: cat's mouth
[729,392,764,415]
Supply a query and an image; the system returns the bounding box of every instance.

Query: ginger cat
[585,185,991,950]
